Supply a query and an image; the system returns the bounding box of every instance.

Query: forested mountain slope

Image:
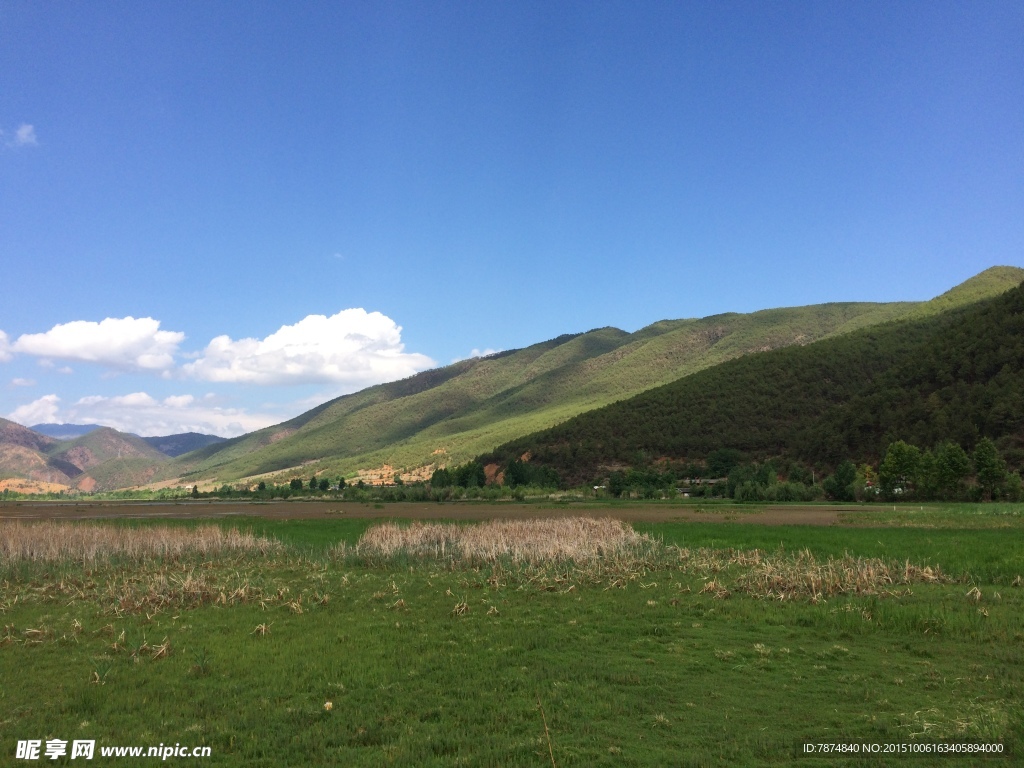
[480,279,1024,485]
[163,267,1024,487]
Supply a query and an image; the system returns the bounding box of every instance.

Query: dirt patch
[0,501,880,526]
[353,464,437,486]
[267,428,297,444]
[75,476,98,493]
[0,478,72,495]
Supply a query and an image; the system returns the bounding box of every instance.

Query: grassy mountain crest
[162,266,1024,488]
[481,278,1024,484]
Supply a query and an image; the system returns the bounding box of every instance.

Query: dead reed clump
[699,580,730,599]
[0,522,279,564]
[355,517,656,566]
[732,550,950,600]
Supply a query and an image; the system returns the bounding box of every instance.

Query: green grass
[1,515,1021,766]
[842,502,1024,529]
[635,522,1024,584]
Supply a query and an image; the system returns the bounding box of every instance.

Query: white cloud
[3,123,38,148]
[0,330,11,362]
[452,348,502,363]
[11,378,35,387]
[10,394,61,425]
[183,309,435,388]
[15,124,37,146]
[13,317,184,371]
[8,391,279,438]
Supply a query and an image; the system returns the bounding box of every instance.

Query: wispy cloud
[0,330,10,362]
[10,378,35,387]
[3,123,38,148]
[15,124,37,146]
[183,309,435,388]
[451,348,502,363]
[12,317,184,372]
[8,392,279,438]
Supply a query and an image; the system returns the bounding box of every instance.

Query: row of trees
[186,459,563,501]
[602,437,1021,503]
[186,435,1019,503]
[721,437,1020,503]
[431,462,487,489]
[877,437,1018,500]
[189,475,361,499]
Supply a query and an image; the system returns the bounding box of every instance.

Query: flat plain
[0,501,1021,766]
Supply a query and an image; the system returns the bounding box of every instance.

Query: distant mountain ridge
[0,419,165,491]
[31,423,105,440]
[162,266,1024,488]
[480,275,1024,483]
[0,423,225,492]
[30,424,226,458]
[142,432,227,458]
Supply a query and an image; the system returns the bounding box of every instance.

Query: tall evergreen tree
[880,441,921,497]
[934,441,970,499]
[973,438,1007,500]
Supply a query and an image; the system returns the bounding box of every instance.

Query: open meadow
[0,501,1021,766]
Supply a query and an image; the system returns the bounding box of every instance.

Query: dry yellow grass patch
[671,547,948,599]
[355,517,654,564]
[0,521,277,563]
[0,478,72,494]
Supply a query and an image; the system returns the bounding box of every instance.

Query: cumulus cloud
[13,317,184,371]
[8,392,278,438]
[9,394,61,425]
[0,330,11,362]
[183,309,435,388]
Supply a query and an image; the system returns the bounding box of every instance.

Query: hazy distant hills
[30,424,226,458]
[0,423,226,492]
[140,432,227,457]
[31,423,106,440]
[481,275,1024,484]
[0,420,163,491]
[163,266,1024,488]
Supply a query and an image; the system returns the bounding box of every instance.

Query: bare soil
[0,500,879,526]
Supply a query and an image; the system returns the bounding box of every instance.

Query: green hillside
[481,278,1024,484]
[164,266,1024,487]
[44,427,169,491]
[46,427,166,469]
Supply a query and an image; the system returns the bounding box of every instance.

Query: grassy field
[0,506,1021,766]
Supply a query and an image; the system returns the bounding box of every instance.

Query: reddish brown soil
[0,501,878,526]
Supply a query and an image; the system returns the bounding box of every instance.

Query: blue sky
[1,1,1022,436]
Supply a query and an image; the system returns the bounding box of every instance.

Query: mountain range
[482,271,1024,484]
[30,424,226,457]
[0,424,225,493]
[1,265,1022,493]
